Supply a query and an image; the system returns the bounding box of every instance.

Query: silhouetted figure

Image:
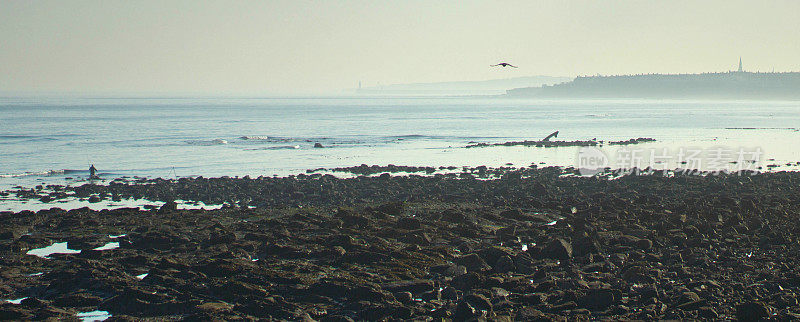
[89,164,97,179]
[491,63,518,68]
[542,131,559,141]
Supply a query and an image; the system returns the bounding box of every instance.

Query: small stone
[636,238,653,250]
[394,291,413,303]
[444,265,467,277]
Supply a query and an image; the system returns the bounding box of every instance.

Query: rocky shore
[465,138,655,148]
[2,167,800,320]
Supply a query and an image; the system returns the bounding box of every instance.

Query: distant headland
[354,76,571,96]
[507,60,800,99]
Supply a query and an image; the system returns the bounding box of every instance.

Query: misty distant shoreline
[506,71,800,100]
[354,76,572,96]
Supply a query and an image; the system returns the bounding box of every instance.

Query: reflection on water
[93,242,120,251]
[4,297,28,304]
[0,194,222,213]
[26,242,81,258]
[77,310,112,322]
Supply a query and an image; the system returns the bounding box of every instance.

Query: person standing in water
[89,164,97,179]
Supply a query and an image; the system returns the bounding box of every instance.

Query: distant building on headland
[506,59,800,99]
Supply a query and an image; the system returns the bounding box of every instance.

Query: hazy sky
[1,0,799,95]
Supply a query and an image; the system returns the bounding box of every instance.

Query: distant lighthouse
[738,57,743,72]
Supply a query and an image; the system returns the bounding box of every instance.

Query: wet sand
[1,166,800,320]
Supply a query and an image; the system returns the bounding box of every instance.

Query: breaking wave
[245,145,301,151]
[0,169,69,178]
[185,139,228,146]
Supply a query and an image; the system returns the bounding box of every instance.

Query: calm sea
[2,96,800,189]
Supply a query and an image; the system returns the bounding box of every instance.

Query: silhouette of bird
[490,63,518,68]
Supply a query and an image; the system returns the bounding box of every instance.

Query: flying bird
[490,62,518,68]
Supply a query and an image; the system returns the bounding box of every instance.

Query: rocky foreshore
[465,138,655,148]
[2,167,800,320]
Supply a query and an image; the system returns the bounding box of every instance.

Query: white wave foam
[240,135,271,140]
[0,169,66,178]
[239,136,301,142]
[185,139,228,146]
[245,145,300,151]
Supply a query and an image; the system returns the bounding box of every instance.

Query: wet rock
[452,272,486,291]
[419,289,440,302]
[397,217,422,230]
[465,293,493,314]
[399,231,430,246]
[516,307,546,320]
[697,306,718,319]
[51,293,102,307]
[491,287,510,299]
[196,301,234,313]
[431,262,467,277]
[735,301,770,321]
[4,167,800,320]
[456,253,491,272]
[621,265,660,283]
[0,228,25,240]
[513,252,536,274]
[578,288,622,310]
[21,297,48,308]
[394,291,413,303]
[543,238,572,259]
[376,202,404,216]
[0,305,31,320]
[636,238,653,250]
[550,301,578,311]
[209,229,237,244]
[493,255,516,273]
[127,231,191,251]
[442,287,460,301]
[66,236,103,250]
[159,200,178,213]
[454,301,477,320]
[520,293,547,305]
[309,281,351,299]
[381,279,434,295]
[677,291,701,304]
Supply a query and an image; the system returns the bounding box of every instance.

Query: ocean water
[2,96,800,190]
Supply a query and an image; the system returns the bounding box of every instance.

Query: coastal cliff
[506,72,800,99]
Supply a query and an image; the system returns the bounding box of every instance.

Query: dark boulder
[578,288,622,310]
[456,253,492,272]
[543,239,573,260]
[735,301,770,321]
